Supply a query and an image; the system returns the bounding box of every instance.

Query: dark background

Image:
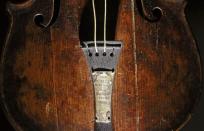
[0,0,204,130]
[182,1,204,130]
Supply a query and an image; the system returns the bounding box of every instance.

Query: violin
[0,0,202,130]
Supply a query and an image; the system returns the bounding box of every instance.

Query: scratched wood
[0,0,202,131]
[114,0,202,131]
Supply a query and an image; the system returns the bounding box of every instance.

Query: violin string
[92,0,98,53]
[103,0,107,53]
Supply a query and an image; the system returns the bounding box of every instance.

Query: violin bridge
[82,41,122,130]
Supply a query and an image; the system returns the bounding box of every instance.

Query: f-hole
[34,0,60,28]
[79,0,120,43]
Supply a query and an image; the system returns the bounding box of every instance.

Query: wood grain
[0,0,202,131]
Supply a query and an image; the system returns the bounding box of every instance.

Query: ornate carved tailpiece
[82,41,122,131]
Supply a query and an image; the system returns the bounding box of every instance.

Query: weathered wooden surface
[0,0,202,131]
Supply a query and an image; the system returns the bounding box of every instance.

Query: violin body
[0,0,202,131]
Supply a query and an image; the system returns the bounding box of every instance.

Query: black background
[182,1,204,130]
[0,0,204,130]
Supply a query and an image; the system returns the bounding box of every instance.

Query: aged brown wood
[0,0,202,131]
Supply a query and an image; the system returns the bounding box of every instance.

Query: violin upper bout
[6,0,35,13]
[160,0,188,8]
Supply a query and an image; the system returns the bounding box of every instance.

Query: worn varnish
[0,0,202,131]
